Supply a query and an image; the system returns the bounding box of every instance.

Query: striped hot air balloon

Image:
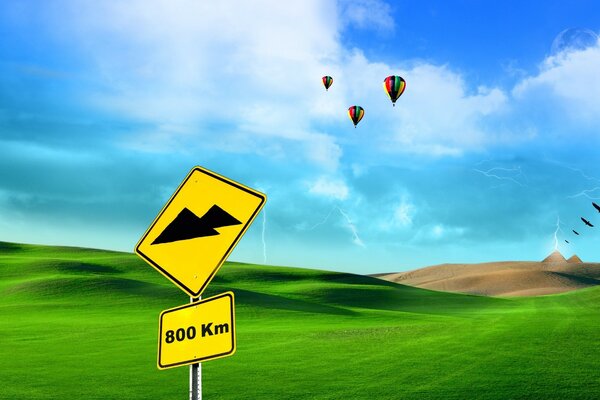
[383,75,406,106]
[348,106,364,128]
[322,76,333,91]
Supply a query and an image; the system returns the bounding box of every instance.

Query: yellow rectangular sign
[135,166,266,297]
[157,292,236,370]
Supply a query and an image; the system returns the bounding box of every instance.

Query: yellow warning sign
[135,166,266,297]
[158,292,235,369]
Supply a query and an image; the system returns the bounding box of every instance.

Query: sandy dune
[373,252,600,297]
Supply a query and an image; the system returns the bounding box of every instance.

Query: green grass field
[1,241,599,399]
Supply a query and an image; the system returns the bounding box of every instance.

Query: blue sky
[1,1,600,273]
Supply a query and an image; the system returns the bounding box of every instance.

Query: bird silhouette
[573,230,580,235]
[581,217,594,227]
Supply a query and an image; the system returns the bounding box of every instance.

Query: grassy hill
[1,241,599,399]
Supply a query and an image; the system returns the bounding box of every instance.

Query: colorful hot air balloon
[383,75,406,106]
[322,76,333,91]
[348,106,364,128]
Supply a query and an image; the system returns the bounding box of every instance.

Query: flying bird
[565,240,570,244]
[573,230,580,235]
[593,202,600,213]
[581,217,594,227]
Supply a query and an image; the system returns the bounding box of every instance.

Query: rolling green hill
[1,241,599,399]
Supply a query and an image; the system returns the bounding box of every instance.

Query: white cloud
[392,64,508,153]
[432,224,444,238]
[308,176,349,200]
[330,50,509,156]
[380,198,415,231]
[43,0,515,165]
[49,0,344,168]
[408,223,466,243]
[393,201,415,228]
[350,163,367,177]
[339,0,395,33]
[303,134,343,170]
[429,224,466,240]
[513,37,600,124]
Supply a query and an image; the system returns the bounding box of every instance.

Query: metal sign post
[190,296,201,400]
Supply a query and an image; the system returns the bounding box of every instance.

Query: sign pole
[189,296,201,400]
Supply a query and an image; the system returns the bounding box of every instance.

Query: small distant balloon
[348,106,364,128]
[322,76,333,91]
[383,75,406,107]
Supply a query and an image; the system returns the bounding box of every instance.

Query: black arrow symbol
[152,205,242,245]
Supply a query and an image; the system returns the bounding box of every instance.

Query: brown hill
[567,255,583,263]
[372,259,600,297]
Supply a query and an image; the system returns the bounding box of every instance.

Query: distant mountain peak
[542,250,567,264]
[567,254,583,264]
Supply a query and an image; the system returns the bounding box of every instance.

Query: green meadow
[1,241,599,399]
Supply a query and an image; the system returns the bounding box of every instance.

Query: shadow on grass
[0,241,26,252]
[232,288,356,316]
[3,276,179,302]
[299,285,511,315]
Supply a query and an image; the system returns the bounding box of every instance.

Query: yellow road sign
[135,166,266,297]
[158,292,236,369]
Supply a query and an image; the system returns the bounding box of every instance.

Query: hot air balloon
[322,76,333,91]
[348,106,364,128]
[383,75,406,106]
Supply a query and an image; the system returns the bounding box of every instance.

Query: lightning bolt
[566,166,600,183]
[336,207,365,247]
[546,162,600,199]
[473,165,527,187]
[307,207,336,231]
[474,158,492,167]
[564,166,600,199]
[553,215,564,251]
[306,206,365,247]
[255,185,269,265]
[567,187,600,200]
